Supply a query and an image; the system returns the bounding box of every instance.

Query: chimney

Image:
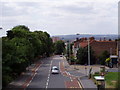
[109,39,112,41]
[76,38,79,41]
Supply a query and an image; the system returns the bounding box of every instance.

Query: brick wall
[90,41,117,57]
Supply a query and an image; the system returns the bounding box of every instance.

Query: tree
[54,40,65,55]
[66,42,73,57]
[33,31,54,57]
[76,47,96,65]
[2,25,54,87]
[12,25,29,31]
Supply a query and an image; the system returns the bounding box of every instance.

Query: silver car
[51,66,59,74]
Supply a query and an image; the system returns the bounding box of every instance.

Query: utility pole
[88,38,90,76]
[69,41,71,64]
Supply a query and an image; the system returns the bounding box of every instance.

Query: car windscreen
[53,68,58,70]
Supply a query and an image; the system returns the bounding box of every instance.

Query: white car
[51,66,59,74]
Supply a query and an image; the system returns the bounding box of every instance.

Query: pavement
[62,57,100,89]
[6,59,42,89]
[62,56,119,89]
[107,68,119,72]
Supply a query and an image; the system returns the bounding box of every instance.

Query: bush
[98,51,110,65]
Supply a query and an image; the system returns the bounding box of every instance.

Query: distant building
[73,37,117,58]
[52,37,60,43]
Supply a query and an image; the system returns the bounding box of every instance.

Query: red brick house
[52,37,60,43]
[73,37,117,58]
[89,40,117,57]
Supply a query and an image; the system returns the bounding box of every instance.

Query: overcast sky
[0,0,119,37]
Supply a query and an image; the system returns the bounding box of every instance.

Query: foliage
[2,25,54,87]
[66,42,73,57]
[54,40,65,55]
[76,47,96,65]
[12,25,29,31]
[69,56,76,62]
[98,51,110,65]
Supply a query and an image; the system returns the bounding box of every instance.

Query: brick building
[52,37,60,43]
[73,37,117,58]
[90,40,117,57]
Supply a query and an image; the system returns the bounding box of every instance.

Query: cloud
[1,0,119,3]
[56,4,94,14]
[1,0,118,37]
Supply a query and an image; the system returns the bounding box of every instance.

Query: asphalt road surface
[26,55,70,89]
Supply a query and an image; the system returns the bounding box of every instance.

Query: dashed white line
[46,60,53,89]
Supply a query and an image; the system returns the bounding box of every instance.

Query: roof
[73,38,116,49]
[80,40,95,48]
[80,41,88,48]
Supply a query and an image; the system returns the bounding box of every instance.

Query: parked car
[51,66,59,74]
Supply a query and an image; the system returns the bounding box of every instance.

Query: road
[26,55,82,89]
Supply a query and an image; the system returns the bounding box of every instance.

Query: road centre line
[46,60,53,89]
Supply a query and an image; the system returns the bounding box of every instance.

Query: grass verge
[105,72,118,88]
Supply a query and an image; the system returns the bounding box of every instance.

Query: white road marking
[70,77,73,81]
[26,63,41,88]
[46,60,53,89]
[77,81,82,88]
[59,62,61,73]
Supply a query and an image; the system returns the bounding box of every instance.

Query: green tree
[12,25,29,31]
[76,47,96,65]
[66,42,73,57]
[2,25,54,87]
[33,31,54,57]
[54,40,65,55]
[7,25,29,39]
